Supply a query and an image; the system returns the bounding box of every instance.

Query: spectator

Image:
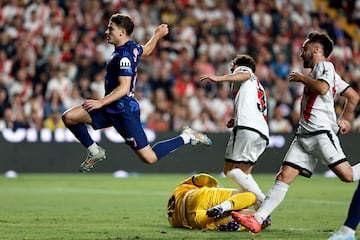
[0,107,29,130]
[90,71,105,99]
[147,109,170,132]
[10,68,33,103]
[207,85,233,124]
[270,51,291,80]
[269,105,293,134]
[77,75,92,99]
[191,109,217,132]
[43,90,65,120]
[188,87,210,121]
[171,101,191,132]
[23,93,44,126]
[135,87,154,127]
[63,86,83,110]
[43,111,65,131]
[174,70,196,98]
[46,66,72,101]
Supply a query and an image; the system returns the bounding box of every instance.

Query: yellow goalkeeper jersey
[167,173,237,230]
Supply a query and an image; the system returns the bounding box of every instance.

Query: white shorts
[283,130,346,177]
[224,128,267,164]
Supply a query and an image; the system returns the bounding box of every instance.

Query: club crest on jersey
[119,57,131,70]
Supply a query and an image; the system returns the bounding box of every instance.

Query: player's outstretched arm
[142,24,169,56]
[199,72,250,83]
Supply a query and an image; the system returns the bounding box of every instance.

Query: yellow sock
[229,192,256,210]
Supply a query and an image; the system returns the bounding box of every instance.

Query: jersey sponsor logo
[119,57,131,70]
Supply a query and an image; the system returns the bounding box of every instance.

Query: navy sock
[344,181,360,230]
[67,124,94,148]
[152,136,185,160]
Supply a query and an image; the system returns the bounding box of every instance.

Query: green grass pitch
[0,173,357,240]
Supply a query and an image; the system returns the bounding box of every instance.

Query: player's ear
[313,44,323,56]
[120,28,126,37]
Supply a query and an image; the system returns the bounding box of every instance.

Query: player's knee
[62,111,75,126]
[61,112,70,125]
[276,172,293,184]
[139,153,158,164]
[141,157,157,164]
[338,173,353,182]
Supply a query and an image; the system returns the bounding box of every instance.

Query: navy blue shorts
[89,96,148,150]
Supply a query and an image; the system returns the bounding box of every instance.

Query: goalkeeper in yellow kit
[167,173,256,231]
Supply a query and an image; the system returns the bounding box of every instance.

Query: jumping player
[62,13,212,173]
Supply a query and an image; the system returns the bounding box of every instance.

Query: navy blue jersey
[105,40,143,96]
[90,41,148,149]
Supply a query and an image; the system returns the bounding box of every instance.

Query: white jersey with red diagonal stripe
[298,61,338,133]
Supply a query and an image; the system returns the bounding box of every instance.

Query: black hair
[306,31,334,58]
[231,54,256,72]
[110,13,134,36]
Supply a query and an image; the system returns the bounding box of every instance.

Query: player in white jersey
[199,55,270,228]
[232,31,360,234]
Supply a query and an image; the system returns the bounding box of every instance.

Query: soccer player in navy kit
[62,13,212,173]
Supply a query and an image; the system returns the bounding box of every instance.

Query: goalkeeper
[167,173,256,231]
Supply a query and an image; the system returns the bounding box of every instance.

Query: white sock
[180,133,191,144]
[254,180,289,224]
[218,200,232,211]
[88,143,100,155]
[248,174,266,209]
[339,225,355,235]
[227,168,266,209]
[352,163,360,181]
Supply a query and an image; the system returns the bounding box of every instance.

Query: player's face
[300,40,314,68]
[105,21,122,46]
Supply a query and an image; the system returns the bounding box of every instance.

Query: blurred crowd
[0,0,360,134]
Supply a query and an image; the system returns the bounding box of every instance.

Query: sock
[254,180,289,224]
[180,133,191,144]
[344,181,360,230]
[88,143,100,155]
[152,136,185,160]
[352,163,360,181]
[227,168,266,209]
[218,200,232,212]
[248,174,266,209]
[67,124,94,147]
[228,192,257,211]
[339,225,355,235]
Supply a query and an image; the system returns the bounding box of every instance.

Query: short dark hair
[231,54,256,72]
[306,31,334,58]
[110,13,134,36]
